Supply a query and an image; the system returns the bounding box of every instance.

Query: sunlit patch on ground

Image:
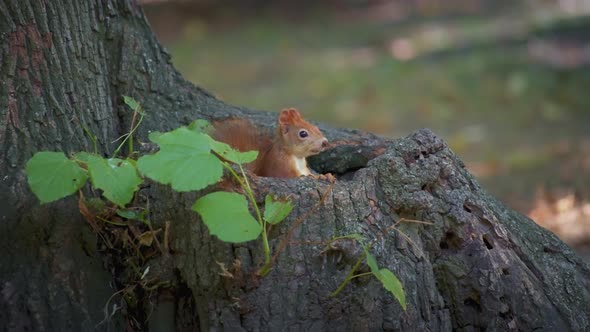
[529,190,590,257]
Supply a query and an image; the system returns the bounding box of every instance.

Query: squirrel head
[278,108,328,158]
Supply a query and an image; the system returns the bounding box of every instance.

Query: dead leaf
[138,229,161,247]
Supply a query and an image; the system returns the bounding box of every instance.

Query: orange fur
[211,108,328,178]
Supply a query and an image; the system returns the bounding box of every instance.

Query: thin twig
[377,217,430,256]
[395,218,433,226]
[164,220,170,254]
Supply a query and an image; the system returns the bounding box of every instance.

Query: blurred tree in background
[142,0,590,258]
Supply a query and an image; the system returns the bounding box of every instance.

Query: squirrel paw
[314,173,336,183]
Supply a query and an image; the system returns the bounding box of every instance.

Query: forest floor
[143,1,590,258]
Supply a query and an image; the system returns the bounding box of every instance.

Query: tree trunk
[1,1,589,331]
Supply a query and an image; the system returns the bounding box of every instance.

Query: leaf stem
[82,126,98,154]
[221,162,271,270]
[238,164,263,227]
[96,216,127,226]
[348,272,373,280]
[331,250,367,297]
[221,162,244,187]
[127,107,139,157]
[112,104,144,158]
[238,164,270,267]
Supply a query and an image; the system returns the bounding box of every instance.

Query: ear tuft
[287,108,301,120]
[279,109,292,126]
[278,108,295,134]
[279,108,301,124]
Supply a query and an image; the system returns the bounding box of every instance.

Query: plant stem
[82,126,98,154]
[96,215,127,226]
[128,122,135,157]
[331,250,367,297]
[348,272,373,280]
[112,105,144,158]
[238,164,270,268]
[221,162,245,187]
[221,162,271,272]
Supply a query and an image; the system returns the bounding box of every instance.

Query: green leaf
[263,194,293,225]
[187,120,258,164]
[117,208,150,225]
[85,155,142,207]
[188,119,214,134]
[137,127,223,192]
[26,152,88,203]
[377,268,406,310]
[85,197,107,212]
[116,209,140,220]
[148,131,163,142]
[123,95,140,111]
[207,135,258,164]
[192,192,262,243]
[74,151,93,163]
[365,252,406,310]
[366,251,380,274]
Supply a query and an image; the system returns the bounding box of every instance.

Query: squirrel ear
[287,108,302,120]
[279,109,291,123]
[279,109,293,134]
[279,108,302,134]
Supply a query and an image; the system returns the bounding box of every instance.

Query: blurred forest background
[140,0,590,258]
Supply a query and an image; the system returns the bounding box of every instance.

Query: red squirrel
[212,108,329,178]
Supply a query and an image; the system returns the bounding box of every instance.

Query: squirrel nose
[321,139,329,148]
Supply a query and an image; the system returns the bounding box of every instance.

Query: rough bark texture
[1,1,589,331]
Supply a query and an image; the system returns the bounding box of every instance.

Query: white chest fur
[292,156,311,176]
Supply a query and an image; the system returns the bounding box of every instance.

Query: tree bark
[1,1,589,331]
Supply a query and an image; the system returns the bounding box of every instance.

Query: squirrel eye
[298,129,309,138]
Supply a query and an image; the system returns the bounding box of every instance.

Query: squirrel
[211,108,329,178]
